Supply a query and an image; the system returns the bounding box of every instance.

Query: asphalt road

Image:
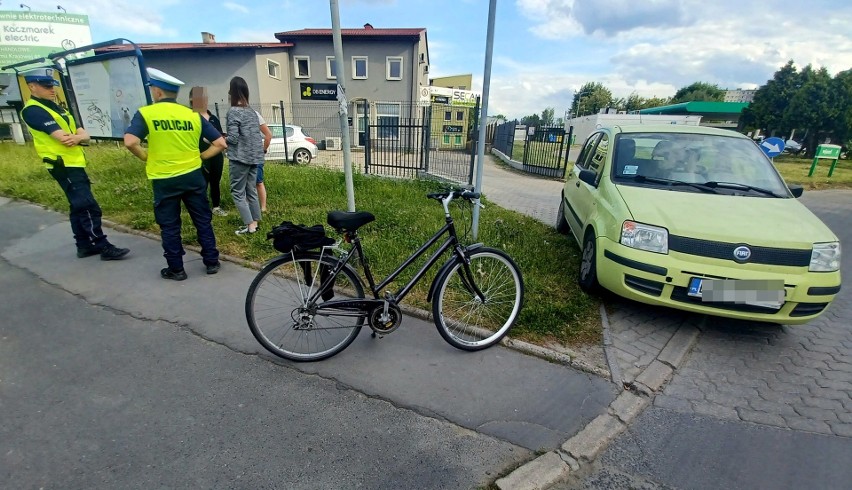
[0,195,616,488]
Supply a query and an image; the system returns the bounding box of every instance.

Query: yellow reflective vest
[22,98,87,168]
[138,102,203,180]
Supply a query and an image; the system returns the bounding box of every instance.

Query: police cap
[22,67,60,86]
[146,67,185,93]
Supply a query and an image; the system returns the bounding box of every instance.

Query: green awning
[637,101,749,115]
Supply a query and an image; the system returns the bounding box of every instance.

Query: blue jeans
[152,168,219,271]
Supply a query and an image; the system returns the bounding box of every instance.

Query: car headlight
[621,221,668,254]
[810,242,841,272]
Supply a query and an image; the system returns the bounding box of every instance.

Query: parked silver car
[265,124,318,164]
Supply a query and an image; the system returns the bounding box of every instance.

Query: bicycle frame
[303,195,485,310]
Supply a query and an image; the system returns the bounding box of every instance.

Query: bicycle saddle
[327,211,376,232]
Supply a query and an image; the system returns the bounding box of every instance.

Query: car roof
[603,124,750,140]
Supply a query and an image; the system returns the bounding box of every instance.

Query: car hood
[615,185,838,247]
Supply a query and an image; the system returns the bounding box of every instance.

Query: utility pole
[330,0,356,211]
[471,0,496,240]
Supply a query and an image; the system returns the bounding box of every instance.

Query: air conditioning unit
[325,136,342,150]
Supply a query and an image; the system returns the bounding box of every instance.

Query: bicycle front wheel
[432,247,524,351]
[246,252,365,361]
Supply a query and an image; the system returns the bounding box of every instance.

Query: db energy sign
[0,11,93,72]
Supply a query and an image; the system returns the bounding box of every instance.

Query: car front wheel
[293,148,312,164]
[579,231,600,293]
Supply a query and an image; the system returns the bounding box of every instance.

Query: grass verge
[772,155,852,190]
[0,142,601,346]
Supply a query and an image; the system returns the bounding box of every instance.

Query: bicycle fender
[427,243,485,303]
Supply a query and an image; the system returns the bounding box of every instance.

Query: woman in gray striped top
[225,76,265,235]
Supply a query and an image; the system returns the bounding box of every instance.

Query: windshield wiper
[628,175,720,194]
[702,181,783,198]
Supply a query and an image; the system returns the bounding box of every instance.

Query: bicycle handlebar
[427,187,481,202]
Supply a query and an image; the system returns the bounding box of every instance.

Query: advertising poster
[67,54,148,138]
[0,11,93,72]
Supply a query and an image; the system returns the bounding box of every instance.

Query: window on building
[443,135,450,145]
[454,135,463,146]
[376,103,400,138]
[352,56,368,79]
[326,56,336,79]
[267,59,280,79]
[386,56,402,80]
[294,56,310,78]
[456,111,464,121]
[444,111,451,121]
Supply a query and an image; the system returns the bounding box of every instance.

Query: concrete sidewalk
[0,195,617,488]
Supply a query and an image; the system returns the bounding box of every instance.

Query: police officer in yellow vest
[20,67,130,260]
[124,68,227,280]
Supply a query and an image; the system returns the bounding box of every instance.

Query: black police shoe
[206,262,221,275]
[100,245,130,261]
[161,268,188,281]
[77,246,102,258]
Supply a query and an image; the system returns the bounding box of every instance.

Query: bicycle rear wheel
[432,247,524,351]
[246,252,365,361]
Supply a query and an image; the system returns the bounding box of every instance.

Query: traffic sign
[760,137,785,158]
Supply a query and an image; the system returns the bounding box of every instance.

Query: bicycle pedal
[371,332,384,339]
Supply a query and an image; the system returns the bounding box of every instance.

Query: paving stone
[814,379,852,392]
[662,382,706,401]
[748,399,799,416]
[690,400,739,420]
[653,395,693,413]
[791,404,839,422]
[783,416,834,435]
[735,407,788,428]
[799,396,846,411]
[827,422,852,438]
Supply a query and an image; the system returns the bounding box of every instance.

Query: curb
[495,307,702,490]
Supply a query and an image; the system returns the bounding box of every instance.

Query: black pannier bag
[267,221,336,254]
[267,221,337,300]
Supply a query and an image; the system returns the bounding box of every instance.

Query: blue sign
[760,137,786,158]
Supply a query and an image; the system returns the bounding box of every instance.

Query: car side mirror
[789,184,804,198]
[578,169,598,187]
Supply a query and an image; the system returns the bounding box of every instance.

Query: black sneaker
[206,262,221,275]
[160,268,187,281]
[77,246,102,258]
[100,245,130,261]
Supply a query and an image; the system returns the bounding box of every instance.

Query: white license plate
[687,278,784,310]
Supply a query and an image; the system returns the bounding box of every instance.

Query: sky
[10,0,852,119]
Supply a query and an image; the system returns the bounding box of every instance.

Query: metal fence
[210,100,475,185]
[490,121,572,179]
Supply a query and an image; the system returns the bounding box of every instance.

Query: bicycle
[245,187,524,362]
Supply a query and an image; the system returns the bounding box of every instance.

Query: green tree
[620,93,672,112]
[670,82,725,103]
[741,60,800,136]
[786,65,837,157]
[541,107,555,126]
[521,113,541,127]
[571,82,613,116]
[832,69,852,147]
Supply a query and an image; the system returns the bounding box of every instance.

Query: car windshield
[610,132,790,197]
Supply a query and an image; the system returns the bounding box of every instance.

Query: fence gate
[364,103,476,185]
[522,125,570,178]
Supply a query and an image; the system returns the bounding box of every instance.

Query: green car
[557,124,841,325]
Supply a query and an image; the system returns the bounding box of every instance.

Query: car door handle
[576,181,581,188]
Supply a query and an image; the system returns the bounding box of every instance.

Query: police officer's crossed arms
[19,67,130,261]
[123,68,227,281]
